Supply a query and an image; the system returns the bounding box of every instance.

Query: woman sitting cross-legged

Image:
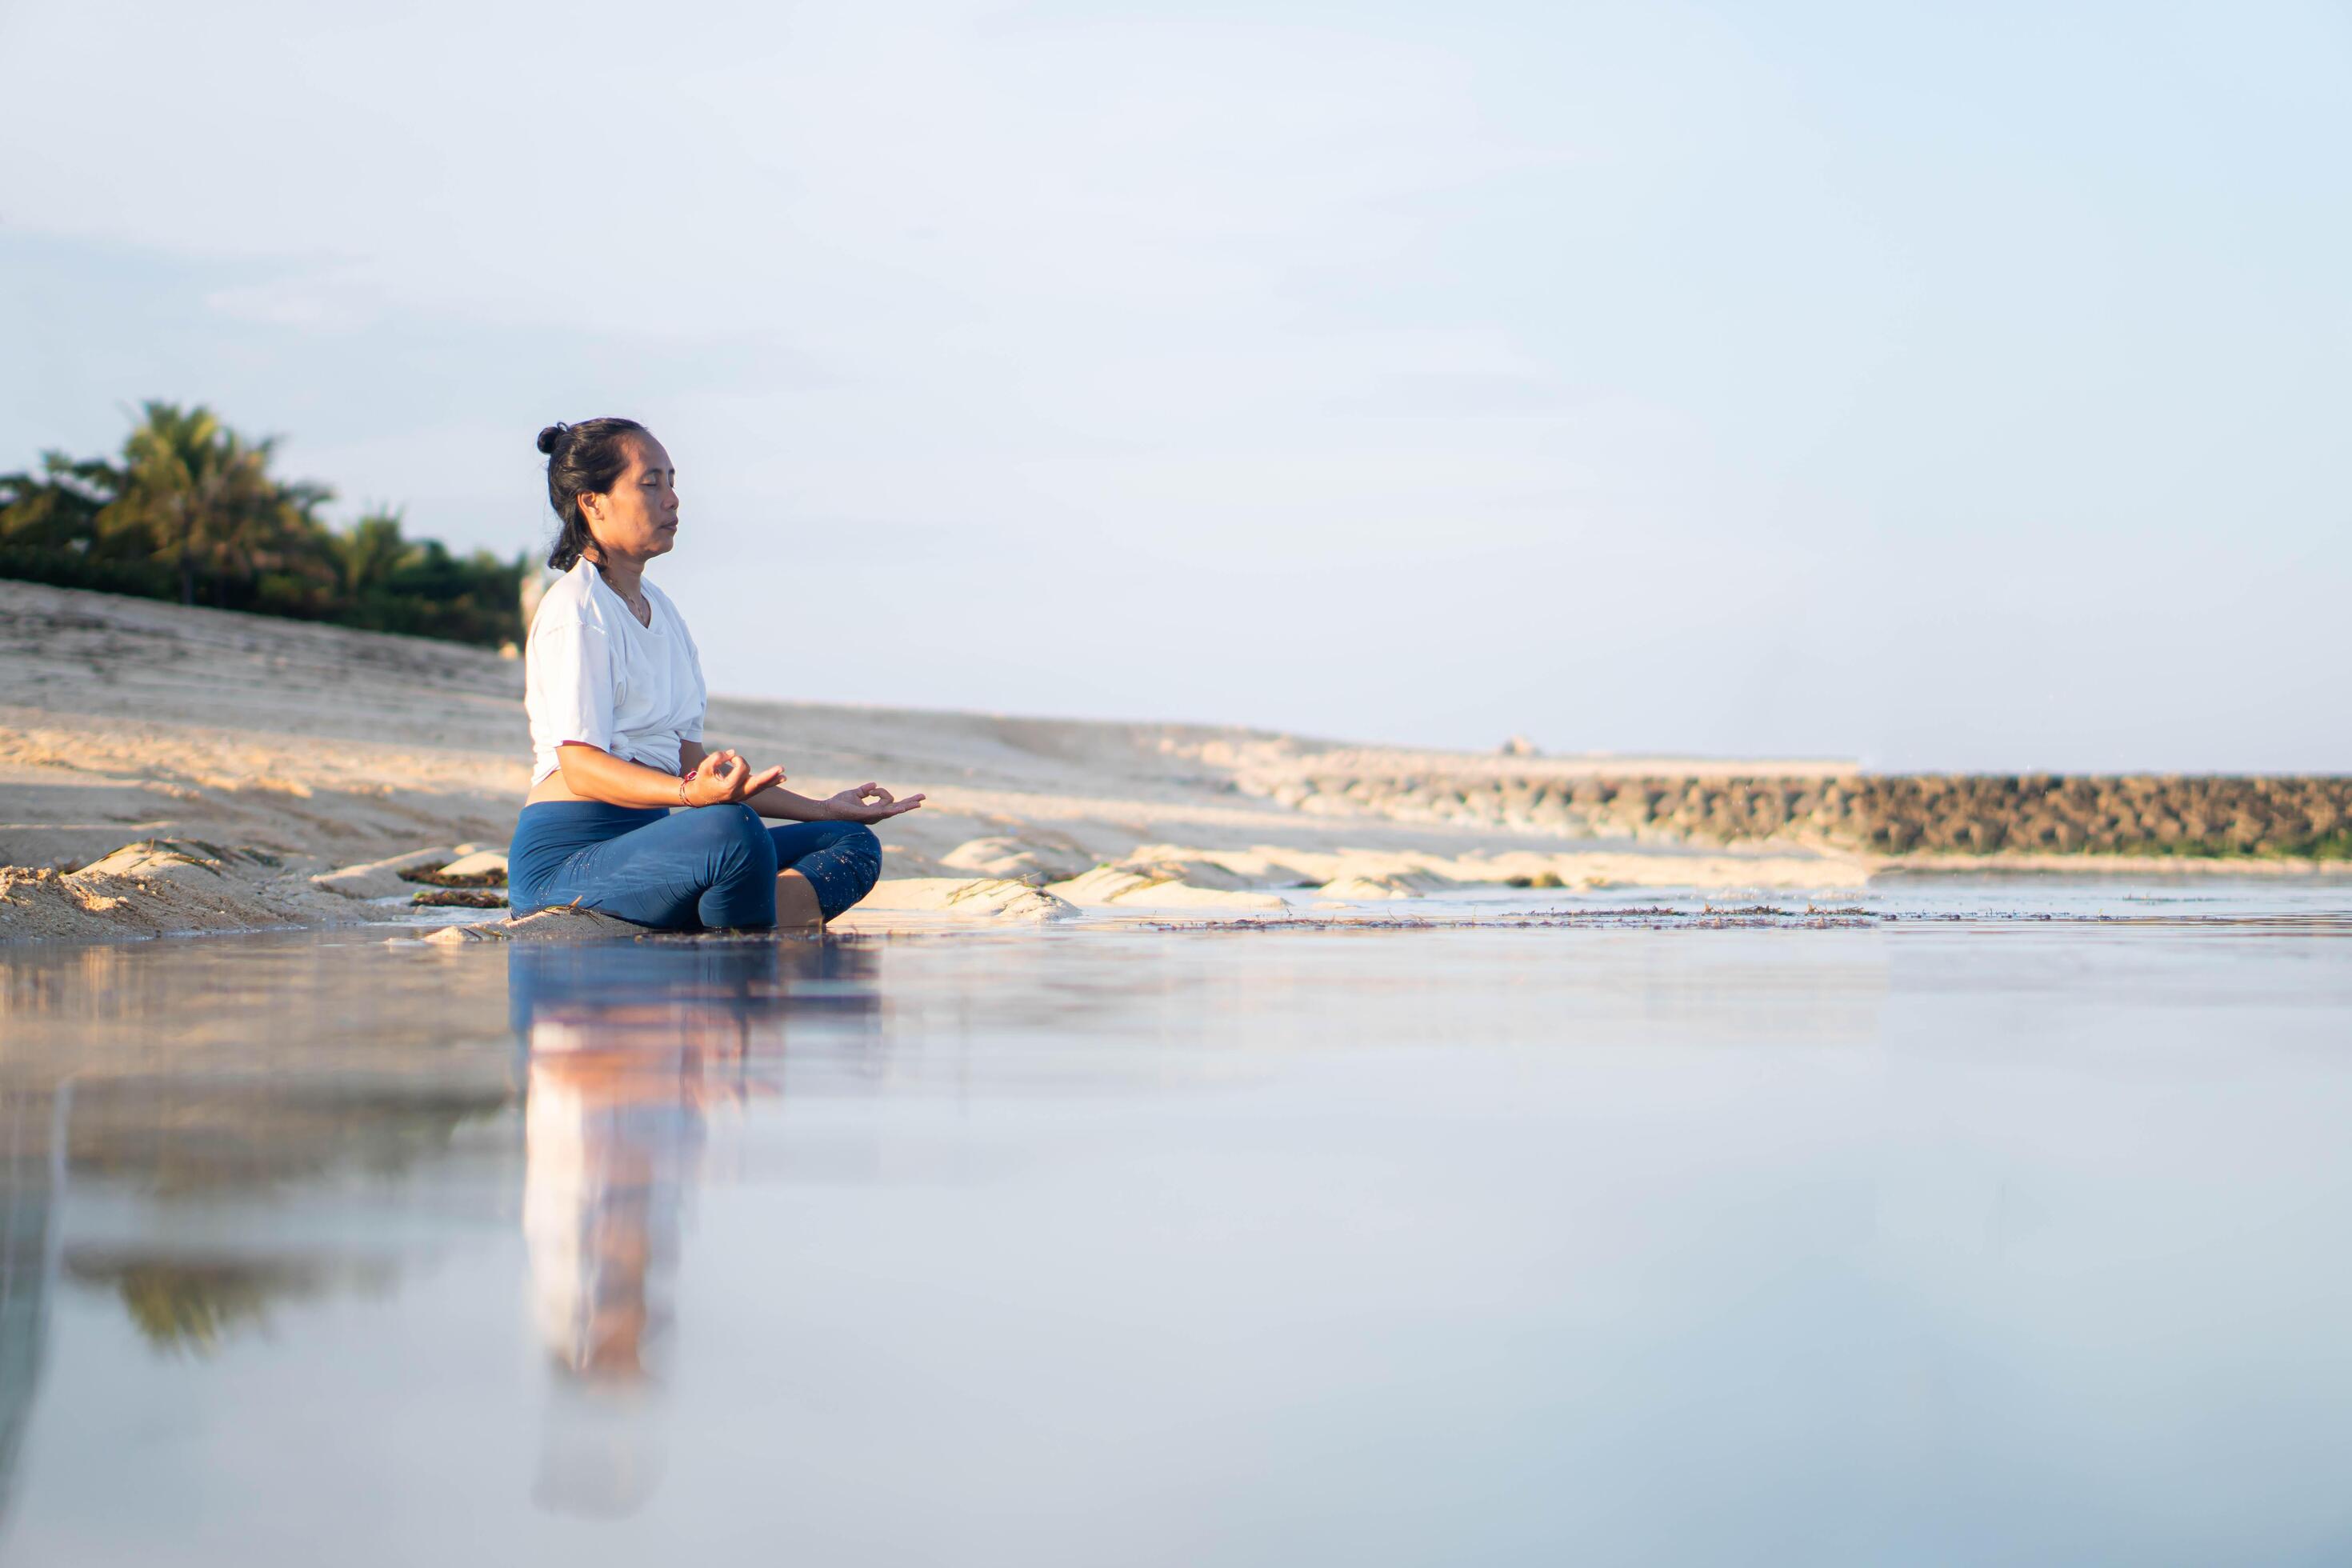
[509,417,924,933]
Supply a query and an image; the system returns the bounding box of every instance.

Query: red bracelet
[678,773,692,807]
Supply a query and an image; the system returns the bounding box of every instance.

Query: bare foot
[774,869,825,934]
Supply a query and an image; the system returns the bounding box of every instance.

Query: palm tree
[334,510,414,598]
[106,402,334,603]
[0,451,121,554]
[6,401,522,645]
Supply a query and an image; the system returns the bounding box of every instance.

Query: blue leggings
[509,802,882,930]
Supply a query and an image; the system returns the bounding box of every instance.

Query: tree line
[0,402,527,648]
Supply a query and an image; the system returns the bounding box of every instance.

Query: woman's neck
[592,554,646,602]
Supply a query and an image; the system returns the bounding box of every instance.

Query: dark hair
[536,418,650,570]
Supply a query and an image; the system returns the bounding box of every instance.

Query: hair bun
[535,422,570,456]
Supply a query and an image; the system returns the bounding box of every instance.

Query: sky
[2,0,2346,771]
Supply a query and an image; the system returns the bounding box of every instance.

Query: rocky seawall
[1242,770,2352,860]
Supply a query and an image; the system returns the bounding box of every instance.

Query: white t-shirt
[525,560,707,786]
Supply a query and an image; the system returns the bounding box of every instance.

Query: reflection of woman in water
[522,1008,715,1384]
[523,1013,704,1518]
[511,943,876,1516]
[509,418,926,933]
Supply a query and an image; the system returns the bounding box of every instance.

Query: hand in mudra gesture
[682,749,785,806]
[826,782,926,823]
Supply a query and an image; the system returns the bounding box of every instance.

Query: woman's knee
[684,803,776,874]
[790,822,880,920]
[834,825,882,914]
[836,823,881,890]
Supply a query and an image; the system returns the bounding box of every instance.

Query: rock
[1039,864,1282,910]
[1104,882,1286,910]
[851,878,1082,920]
[411,888,508,908]
[76,840,234,888]
[509,907,644,941]
[939,835,1094,884]
[877,843,958,878]
[1,840,363,942]
[422,906,640,945]
[312,848,458,900]
[1318,874,1425,901]
[1046,866,1169,906]
[1111,854,1256,890]
[415,850,508,887]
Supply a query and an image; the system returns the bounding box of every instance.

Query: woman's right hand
[682,749,786,807]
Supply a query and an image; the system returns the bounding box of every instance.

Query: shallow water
[3,879,2351,1564]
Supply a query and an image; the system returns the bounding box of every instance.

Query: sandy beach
[3,580,2342,943]
[0,582,1883,942]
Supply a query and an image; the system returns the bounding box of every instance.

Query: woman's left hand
[826,782,926,823]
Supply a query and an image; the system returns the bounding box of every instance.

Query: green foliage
[110,1262,280,1355]
[2084,830,2352,862]
[67,1255,390,1357]
[0,402,526,648]
[328,509,526,646]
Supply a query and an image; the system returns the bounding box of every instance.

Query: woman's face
[582,434,679,563]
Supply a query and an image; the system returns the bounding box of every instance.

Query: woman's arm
[681,738,922,823]
[746,779,927,825]
[558,742,782,809]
